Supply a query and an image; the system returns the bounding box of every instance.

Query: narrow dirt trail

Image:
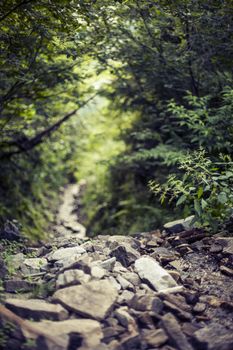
[53,183,86,239]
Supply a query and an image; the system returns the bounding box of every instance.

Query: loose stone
[56,269,91,289]
[134,256,179,292]
[143,328,168,347]
[5,298,69,321]
[53,279,118,320]
[110,244,140,267]
[24,318,103,350]
[21,257,48,274]
[114,306,137,328]
[162,313,194,350]
[48,246,86,262]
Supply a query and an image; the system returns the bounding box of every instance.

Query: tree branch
[0,93,98,159]
[0,0,35,22]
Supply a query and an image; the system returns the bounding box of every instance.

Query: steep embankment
[0,191,233,350]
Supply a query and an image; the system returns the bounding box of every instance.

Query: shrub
[150,150,233,231]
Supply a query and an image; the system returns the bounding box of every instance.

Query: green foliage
[0,240,22,276]
[149,90,233,230]
[150,150,233,230]
[1,0,233,237]
[0,2,95,238]
[167,89,233,154]
[75,0,233,234]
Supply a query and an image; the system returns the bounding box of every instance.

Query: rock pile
[1,217,233,350]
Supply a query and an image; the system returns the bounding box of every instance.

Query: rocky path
[52,182,86,239]
[1,204,233,349]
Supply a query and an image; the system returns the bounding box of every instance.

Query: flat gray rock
[53,279,118,320]
[164,216,195,234]
[48,246,86,262]
[4,279,37,293]
[107,235,140,250]
[121,272,140,286]
[5,298,68,321]
[162,313,194,350]
[134,256,178,292]
[91,265,105,279]
[23,318,102,350]
[56,269,90,289]
[194,323,233,350]
[117,290,134,305]
[21,257,48,274]
[114,306,136,328]
[99,257,116,271]
[215,237,233,255]
[143,328,168,347]
[116,275,134,290]
[110,244,140,267]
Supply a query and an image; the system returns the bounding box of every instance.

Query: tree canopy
[1,0,233,238]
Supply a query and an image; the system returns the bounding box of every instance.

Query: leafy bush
[150,150,233,231]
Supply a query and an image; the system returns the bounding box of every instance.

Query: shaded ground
[0,188,233,350]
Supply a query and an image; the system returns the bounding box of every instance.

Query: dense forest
[1,0,233,239]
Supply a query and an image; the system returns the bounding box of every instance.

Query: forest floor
[0,184,233,350]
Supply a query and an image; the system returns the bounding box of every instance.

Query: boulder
[107,235,140,250]
[21,257,48,275]
[61,254,93,273]
[163,300,192,321]
[56,269,90,289]
[150,247,178,263]
[162,313,194,350]
[143,328,168,347]
[53,279,118,320]
[164,216,195,234]
[103,325,125,343]
[193,302,206,314]
[215,237,233,255]
[114,306,137,328]
[5,298,68,321]
[99,257,116,271]
[4,279,37,293]
[110,244,140,267]
[24,318,103,350]
[91,265,105,279]
[117,330,140,350]
[117,290,135,305]
[0,221,21,241]
[116,275,134,290]
[120,272,140,287]
[134,256,179,292]
[48,246,86,262]
[108,276,121,291]
[130,293,154,312]
[193,323,233,350]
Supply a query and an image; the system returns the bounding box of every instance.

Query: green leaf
[217,192,228,204]
[225,171,233,178]
[201,198,208,209]
[197,186,203,199]
[176,194,187,206]
[194,199,202,217]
